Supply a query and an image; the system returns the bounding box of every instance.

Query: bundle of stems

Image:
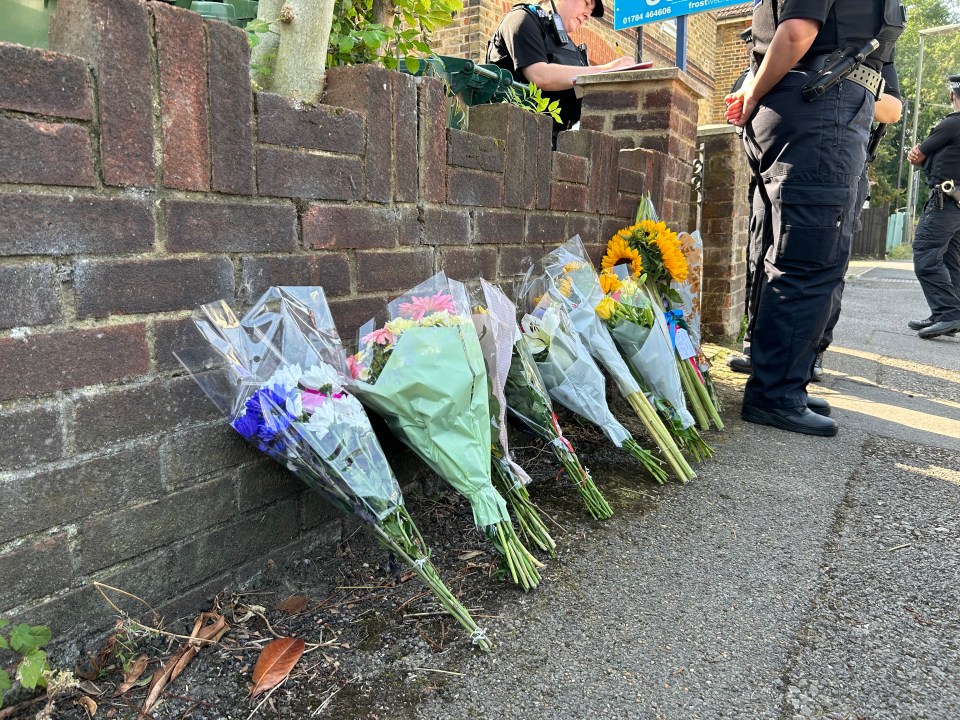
[624,391,695,482]
[491,448,557,557]
[487,519,544,591]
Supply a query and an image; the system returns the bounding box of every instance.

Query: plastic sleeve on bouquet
[351,325,510,529]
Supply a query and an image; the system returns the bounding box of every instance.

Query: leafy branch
[506,83,562,124]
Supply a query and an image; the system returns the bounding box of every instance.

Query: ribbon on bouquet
[665,308,705,383]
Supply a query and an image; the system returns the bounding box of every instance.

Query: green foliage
[328,0,462,69]
[505,83,563,124]
[888,242,914,259]
[0,619,53,708]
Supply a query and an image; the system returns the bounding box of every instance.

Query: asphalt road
[411,259,960,720]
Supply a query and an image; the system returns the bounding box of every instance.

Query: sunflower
[650,228,688,283]
[602,236,643,277]
[563,261,584,274]
[557,276,574,298]
[598,271,622,295]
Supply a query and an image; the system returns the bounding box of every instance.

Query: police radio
[548,0,571,45]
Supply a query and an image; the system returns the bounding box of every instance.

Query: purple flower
[231,386,298,454]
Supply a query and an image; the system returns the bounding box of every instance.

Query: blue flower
[231,386,299,454]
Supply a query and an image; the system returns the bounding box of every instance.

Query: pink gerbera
[361,327,396,346]
[347,354,363,380]
[398,292,456,320]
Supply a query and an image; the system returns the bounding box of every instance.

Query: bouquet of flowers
[604,199,723,432]
[517,290,673,487]
[523,238,691,483]
[176,286,492,650]
[350,273,542,591]
[472,280,556,556]
[479,280,612,521]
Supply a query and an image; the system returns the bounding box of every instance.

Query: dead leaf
[117,655,149,694]
[78,680,102,696]
[249,637,305,699]
[457,550,483,561]
[276,594,308,615]
[74,696,98,717]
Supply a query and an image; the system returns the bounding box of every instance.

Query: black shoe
[908,317,936,331]
[741,403,838,437]
[917,319,960,339]
[727,354,752,374]
[811,351,825,382]
[806,396,831,416]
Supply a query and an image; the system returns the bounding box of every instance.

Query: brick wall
[709,18,752,124]
[0,0,703,644]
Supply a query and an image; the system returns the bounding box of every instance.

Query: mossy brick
[0,118,95,186]
[0,194,153,256]
[207,20,256,195]
[328,295,390,341]
[72,376,222,453]
[0,444,162,543]
[422,207,471,246]
[74,257,234,318]
[162,423,260,490]
[78,473,237,573]
[154,3,210,191]
[499,244,543,277]
[0,324,149,401]
[551,152,589,185]
[236,458,302,514]
[526,213,567,244]
[165,200,297,253]
[0,535,74,611]
[257,148,363,201]
[49,0,155,187]
[447,168,503,207]
[447,129,506,173]
[0,404,63,472]
[241,253,351,302]
[356,248,435,292]
[418,77,447,203]
[0,44,93,119]
[0,263,63,329]
[303,205,404,249]
[256,93,364,154]
[550,182,591,213]
[393,72,419,203]
[440,246,497,281]
[474,209,525,245]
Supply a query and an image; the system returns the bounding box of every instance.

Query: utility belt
[796,44,885,102]
[931,179,960,209]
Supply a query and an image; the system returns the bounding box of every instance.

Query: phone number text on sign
[614,0,747,30]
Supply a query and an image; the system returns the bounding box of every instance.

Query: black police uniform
[912,77,960,329]
[742,0,902,414]
[486,3,591,140]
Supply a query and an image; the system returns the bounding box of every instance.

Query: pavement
[410,259,960,720]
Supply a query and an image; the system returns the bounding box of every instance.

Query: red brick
[0,44,93,119]
[393,72,418,203]
[153,316,193,374]
[526,213,566,244]
[474,209,525,245]
[257,148,363,200]
[619,167,646,195]
[499,244,543,277]
[581,89,641,112]
[534,114,553,209]
[568,216,599,245]
[0,403,63,472]
[162,424,259,489]
[468,103,527,208]
[256,92,364,154]
[0,263,63,329]
[50,0,155,187]
[447,129,506,172]
[328,295,390,341]
[598,134,622,215]
[419,77,447,203]
[601,217,630,244]
[447,168,503,207]
[303,205,401,249]
[356,249,435,292]
[440,246,497,281]
[166,199,297,252]
[397,206,421,246]
[551,152,589,185]
[0,117,95,186]
[241,253,351,301]
[550,182,591,212]
[422,207,471,245]
[75,257,234,318]
[207,20,256,195]
[155,3,210,191]
[0,324,150,401]
[0,193,154,256]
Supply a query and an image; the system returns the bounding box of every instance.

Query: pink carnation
[361,327,396,346]
[398,292,456,321]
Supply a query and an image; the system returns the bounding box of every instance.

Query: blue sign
[613,0,748,30]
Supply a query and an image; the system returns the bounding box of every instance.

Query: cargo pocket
[775,184,850,267]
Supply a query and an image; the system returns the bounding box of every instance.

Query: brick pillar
[577,68,703,229]
[698,124,751,339]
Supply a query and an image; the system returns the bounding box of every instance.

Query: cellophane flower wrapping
[350,273,510,531]
[176,286,402,524]
[671,230,703,348]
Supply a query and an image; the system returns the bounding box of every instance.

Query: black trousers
[742,72,873,410]
[912,195,960,322]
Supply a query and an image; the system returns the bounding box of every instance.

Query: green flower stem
[692,364,724,430]
[678,357,711,430]
[622,438,669,485]
[491,460,557,557]
[489,521,542,592]
[626,391,695,482]
[555,447,613,520]
[678,426,714,463]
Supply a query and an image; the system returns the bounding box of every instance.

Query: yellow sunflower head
[602,236,643,278]
[598,271,622,295]
[557,276,574,298]
[563,261,584,274]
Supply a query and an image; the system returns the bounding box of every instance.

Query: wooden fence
[851,204,889,259]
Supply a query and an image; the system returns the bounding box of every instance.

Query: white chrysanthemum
[300,362,342,391]
[385,317,417,336]
[268,363,303,390]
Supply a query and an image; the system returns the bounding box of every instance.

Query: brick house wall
[0,0,714,645]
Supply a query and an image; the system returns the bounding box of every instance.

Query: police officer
[906,74,960,339]
[724,0,904,437]
[486,0,635,145]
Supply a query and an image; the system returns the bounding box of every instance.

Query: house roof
[715,3,752,20]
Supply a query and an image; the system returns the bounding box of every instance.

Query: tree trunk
[250,0,282,91]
